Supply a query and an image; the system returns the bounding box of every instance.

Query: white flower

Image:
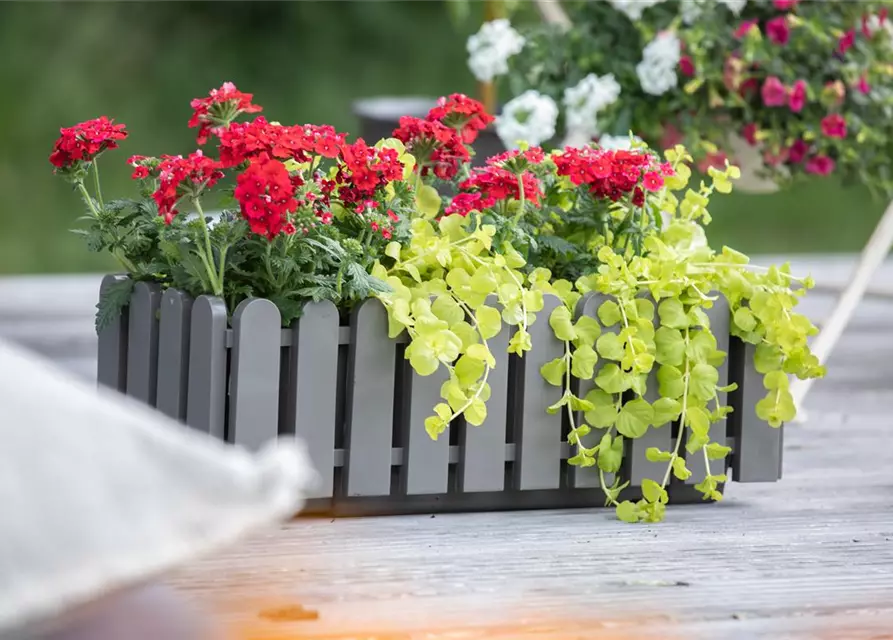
[466,19,525,82]
[563,73,622,139]
[495,90,559,148]
[717,0,747,15]
[679,0,706,24]
[863,14,893,38]
[608,0,666,21]
[598,134,642,151]
[636,32,681,96]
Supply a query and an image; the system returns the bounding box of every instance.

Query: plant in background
[52,85,824,522]
[466,0,893,194]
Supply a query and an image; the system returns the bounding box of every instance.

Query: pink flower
[838,30,856,55]
[642,171,664,192]
[821,114,847,139]
[763,147,790,167]
[761,76,788,107]
[679,56,695,77]
[742,123,759,146]
[788,139,809,164]
[773,0,798,8]
[767,16,791,45]
[805,155,835,176]
[735,20,760,39]
[788,80,807,113]
[857,74,871,95]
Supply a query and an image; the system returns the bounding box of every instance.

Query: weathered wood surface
[1,256,893,639]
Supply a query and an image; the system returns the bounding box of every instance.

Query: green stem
[193,198,223,297]
[77,182,100,218]
[512,173,526,224]
[92,158,104,212]
[447,298,492,423]
[661,328,691,490]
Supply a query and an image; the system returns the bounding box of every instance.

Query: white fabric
[0,338,318,635]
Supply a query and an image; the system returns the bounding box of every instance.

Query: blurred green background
[1,1,884,274]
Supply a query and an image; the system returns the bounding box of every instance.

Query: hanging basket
[726,132,783,195]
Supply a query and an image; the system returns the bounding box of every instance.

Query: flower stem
[77,182,100,218]
[92,158,104,212]
[193,198,223,297]
[661,329,690,490]
[512,173,526,224]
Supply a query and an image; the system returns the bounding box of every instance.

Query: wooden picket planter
[97,275,783,516]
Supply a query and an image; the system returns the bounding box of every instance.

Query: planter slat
[626,300,672,488]
[287,300,340,499]
[343,299,396,497]
[570,292,609,489]
[156,289,192,422]
[185,296,228,439]
[730,340,784,482]
[97,275,129,393]
[514,294,564,491]
[458,300,509,493]
[686,297,732,484]
[125,282,161,406]
[402,364,451,495]
[229,298,282,450]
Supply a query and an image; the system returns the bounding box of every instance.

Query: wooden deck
[2,256,893,639]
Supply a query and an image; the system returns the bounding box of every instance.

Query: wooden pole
[478,0,505,115]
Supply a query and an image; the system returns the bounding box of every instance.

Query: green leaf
[635,298,655,322]
[574,316,601,346]
[705,442,732,460]
[672,457,692,480]
[657,365,685,398]
[416,184,442,218]
[641,478,668,504]
[583,389,619,428]
[654,326,685,366]
[733,306,757,332]
[616,500,640,523]
[95,278,134,334]
[596,332,625,361]
[406,342,439,376]
[475,305,502,340]
[689,363,719,401]
[465,397,487,426]
[507,328,532,354]
[598,300,622,326]
[597,432,624,473]
[686,405,711,437]
[425,416,447,439]
[455,355,485,387]
[452,321,478,351]
[540,357,567,387]
[595,363,630,394]
[571,344,598,379]
[546,390,572,414]
[568,453,596,467]
[658,299,689,329]
[651,397,682,425]
[432,295,464,326]
[754,343,783,374]
[686,330,718,364]
[645,447,673,462]
[615,399,654,439]
[385,241,402,260]
[466,343,496,367]
[549,305,577,341]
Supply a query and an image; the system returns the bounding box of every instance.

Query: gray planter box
[97,275,783,516]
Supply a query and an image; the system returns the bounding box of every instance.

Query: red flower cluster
[554,147,673,204]
[392,116,470,180]
[234,154,298,238]
[446,165,542,216]
[336,140,404,208]
[127,155,150,180]
[49,117,128,169]
[821,113,847,139]
[426,93,494,144]
[189,82,263,144]
[766,16,791,46]
[217,117,346,168]
[152,151,224,223]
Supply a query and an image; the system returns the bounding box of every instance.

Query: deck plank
[2,259,893,639]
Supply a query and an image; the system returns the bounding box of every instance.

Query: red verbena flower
[766,16,791,45]
[788,79,807,113]
[445,192,486,217]
[679,56,695,77]
[773,0,798,9]
[336,139,404,207]
[234,154,297,238]
[838,30,856,55]
[189,82,263,145]
[393,116,469,180]
[426,93,494,144]
[820,114,847,139]
[49,117,128,169]
[458,165,542,210]
[642,171,664,192]
[554,147,669,202]
[761,76,788,107]
[805,155,835,176]
[788,139,810,164]
[152,151,224,224]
